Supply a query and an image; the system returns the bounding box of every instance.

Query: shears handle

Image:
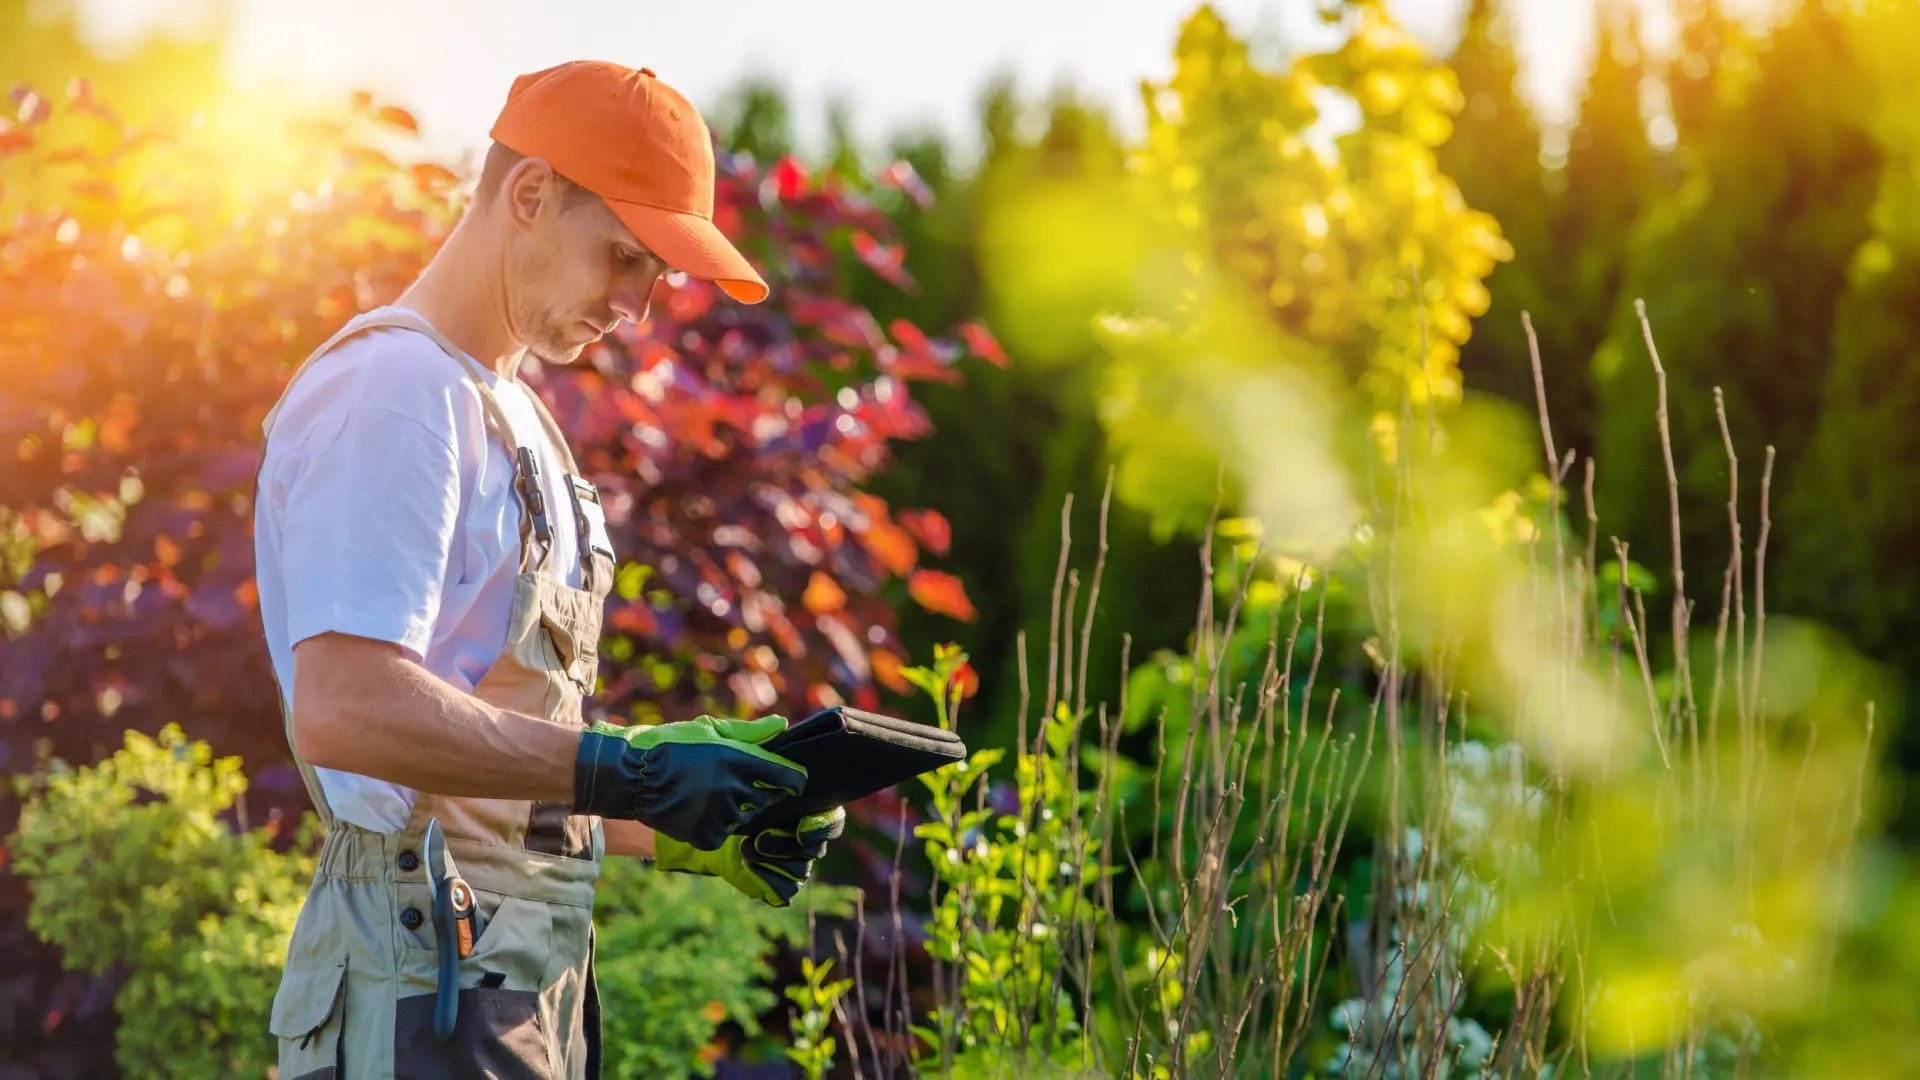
[424,817,488,1044]
[431,872,481,1041]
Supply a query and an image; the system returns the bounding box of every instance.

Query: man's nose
[610,271,660,326]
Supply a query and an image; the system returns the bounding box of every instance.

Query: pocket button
[397,849,421,872]
[400,907,424,930]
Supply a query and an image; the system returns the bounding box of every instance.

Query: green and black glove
[654,807,847,907]
[574,715,806,851]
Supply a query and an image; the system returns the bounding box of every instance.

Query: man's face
[501,163,669,365]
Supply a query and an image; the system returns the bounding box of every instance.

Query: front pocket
[394,894,558,1078]
[270,954,348,1080]
[394,987,552,1080]
[397,895,554,999]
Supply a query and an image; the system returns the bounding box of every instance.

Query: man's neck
[393,218,527,381]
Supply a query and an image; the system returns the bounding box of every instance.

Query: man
[253,61,841,1079]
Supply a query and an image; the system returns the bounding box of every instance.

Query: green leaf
[614,562,653,601]
[965,746,1007,773]
[899,664,944,699]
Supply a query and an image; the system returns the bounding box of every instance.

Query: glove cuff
[573,729,622,816]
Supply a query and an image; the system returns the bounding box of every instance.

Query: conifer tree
[1554,0,1655,436]
[1667,0,1754,148]
[1774,2,1920,769]
[1591,0,1883,640]
[1436,0,1569,441]
[715,76,795,162]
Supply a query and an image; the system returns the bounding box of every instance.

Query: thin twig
[1615,539,1673,772]
[1637,299,1695,727]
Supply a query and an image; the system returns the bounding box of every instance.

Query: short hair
[473,141,596,211]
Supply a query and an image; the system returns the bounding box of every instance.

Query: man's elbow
[290,699,353,771]
[290,634,393,771]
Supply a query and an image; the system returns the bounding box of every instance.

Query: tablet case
[745,706,967,832]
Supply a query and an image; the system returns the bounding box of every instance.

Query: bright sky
[67,0,1775,164]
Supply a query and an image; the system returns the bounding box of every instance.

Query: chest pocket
[538,586,601,695]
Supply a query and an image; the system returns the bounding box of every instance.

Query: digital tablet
[745,706,967,832]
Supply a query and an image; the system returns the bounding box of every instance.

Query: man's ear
[501,157,560,230]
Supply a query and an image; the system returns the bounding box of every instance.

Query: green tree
[714,74,795,162]
[1774,0,1920,830]
[0,0,226,121]
[1436,0,1566,438]
[822,96,864,180]
[1666,0,1762,152]
[1547,0,1655,460]
[1591,0,1884,629]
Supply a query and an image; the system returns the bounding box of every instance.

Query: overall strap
[347,310,562,574]
[519,381,581,477]
[516,381,600,589]
[264,306,555,573]
[260,307,516,455]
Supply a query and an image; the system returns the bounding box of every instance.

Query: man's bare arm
[292,632,577,803]
[601,819,656,858]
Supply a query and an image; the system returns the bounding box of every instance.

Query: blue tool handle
[432,874,459,1042]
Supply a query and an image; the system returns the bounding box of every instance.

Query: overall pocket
[394,895,556,1080]
[270,954,348,1080]
[538,602,597,694]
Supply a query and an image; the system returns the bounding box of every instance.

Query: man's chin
[528,339,588,367]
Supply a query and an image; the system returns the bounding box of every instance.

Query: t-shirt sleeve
[278,404,464,661]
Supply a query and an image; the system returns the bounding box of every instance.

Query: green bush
[592,856,857,1079]
[8,724,314,1080]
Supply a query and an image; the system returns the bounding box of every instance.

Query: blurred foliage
[0,0,226,165]
[593,858,856,1080]
[1591,0,1878,575]
[909,1,1920,1075]
[1093,3,1508,541]
[1775,0,1920,774]
[8,724,313,1080]
[1553,0,1656,453]
[1435,0,1561,438]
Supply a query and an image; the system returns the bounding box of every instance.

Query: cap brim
[608,200,769,304]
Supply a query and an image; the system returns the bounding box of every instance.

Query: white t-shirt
[254,307,586,833]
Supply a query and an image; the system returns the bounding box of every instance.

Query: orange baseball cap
[490,60,769,304]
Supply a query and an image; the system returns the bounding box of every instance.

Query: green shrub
[782,954,855,1080]
[8,724,314,1080]
[593,857,857,1080]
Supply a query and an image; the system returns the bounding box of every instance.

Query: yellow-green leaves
[9,725,314,1080]
[981,3,1509,545]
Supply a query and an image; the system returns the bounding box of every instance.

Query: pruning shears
[423,818,483,1043]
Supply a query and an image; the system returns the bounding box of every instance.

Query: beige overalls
[260,308,616,1080]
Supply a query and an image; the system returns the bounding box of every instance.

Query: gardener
[252,60,842,1079]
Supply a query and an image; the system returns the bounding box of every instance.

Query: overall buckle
[514,447,553,546]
